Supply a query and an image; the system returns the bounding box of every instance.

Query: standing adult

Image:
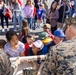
[12,0,22,31]
[42,0,50,11]
[57,0,69,28]
[0,0,9,32]
[40,17,76,75]
[47,1,59,34]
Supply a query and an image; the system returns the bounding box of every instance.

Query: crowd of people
[0,0,76,32]
[0,0,76,75]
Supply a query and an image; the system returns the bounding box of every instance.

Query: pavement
[0,19,43,40]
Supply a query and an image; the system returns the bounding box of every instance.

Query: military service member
[40,17,76,75]
[0,49,13,75]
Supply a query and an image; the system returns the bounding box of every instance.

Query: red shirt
[33,7,36,16]
[18,0,23,7]
[24,43,30,56]
[48,31,54,40]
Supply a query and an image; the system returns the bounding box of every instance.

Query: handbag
[4,7,12,19]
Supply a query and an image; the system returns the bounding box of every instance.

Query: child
[19,19,29,43]
[50,29,65,47]
[27,40,44,71]
[43,23,54,40]
[0,39,6,50]
[24,34,35,56]
[37,4,44,28]
[4,30,25,57]
[39,32,52,55]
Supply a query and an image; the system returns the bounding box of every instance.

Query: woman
[47,1,59,34]
[24,0,34,29]
[0,0,9,32]
[12,0,22,31]
[4,30,25,57]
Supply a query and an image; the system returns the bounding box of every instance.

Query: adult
[42,0,50,11]
[47,1,59,34]
[0,49,13,75]
[12,0,22,31]
[57,0,69,28]
[0,0,9,32]
[40,17,76,75]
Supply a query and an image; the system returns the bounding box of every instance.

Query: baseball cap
[39,32,49,40]
[33,40,44,49]
[54,29,65,38]
[42,37,52,43]
[43,23,51,29]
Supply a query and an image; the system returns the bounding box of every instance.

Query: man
[0,49,13,75]
[40,17,76,75]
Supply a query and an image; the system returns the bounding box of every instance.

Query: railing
[10,55,47,75]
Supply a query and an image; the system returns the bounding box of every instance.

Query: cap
[39,32,49,40]
[42,37,52,43]
[43,23,51,29]
[33,40,44,49]
[63,17,76,32]
[54,29,65,38]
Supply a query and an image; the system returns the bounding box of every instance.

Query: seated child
[27,40,44,71]
[4,30,25,57]
[43,23,54,40]
[24,34,35,56]
[50,29,65,46]
[19,19,29,43]
[39,32,52,55]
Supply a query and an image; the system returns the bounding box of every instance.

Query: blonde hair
[25,0,33,6]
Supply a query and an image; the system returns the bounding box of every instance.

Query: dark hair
[50,1,57,13]
[0,39,6,48]
[6,30,18,41]
[26,33,34,38]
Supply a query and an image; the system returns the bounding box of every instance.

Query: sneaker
[7,28,9,31]
[2,29,5,32]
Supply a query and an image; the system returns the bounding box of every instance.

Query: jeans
[26,18,33,29]
[1,14,8,28]
[13,15,22,30]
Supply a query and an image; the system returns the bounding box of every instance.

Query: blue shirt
[37,9,43,19]
[41,42,51,55]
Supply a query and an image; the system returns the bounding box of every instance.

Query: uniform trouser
[1,14,8,28]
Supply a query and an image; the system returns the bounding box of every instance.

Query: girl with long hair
[24,0,34,29]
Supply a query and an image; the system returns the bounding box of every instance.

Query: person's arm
[0,50,14,75]
[20,52,25,56]
[40,46,56,75]
[52,10,59,20]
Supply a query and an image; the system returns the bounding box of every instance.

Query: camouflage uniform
[0,50,13,75]
[40,37,76,75]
